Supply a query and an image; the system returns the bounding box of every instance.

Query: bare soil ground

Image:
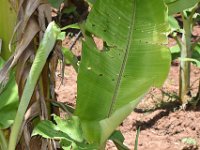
[55,36,200,150]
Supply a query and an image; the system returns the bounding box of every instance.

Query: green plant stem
[179,12,193,104]
[0,130,8,150]
[134,127,140,150]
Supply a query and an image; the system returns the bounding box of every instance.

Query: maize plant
[166,0,200,106]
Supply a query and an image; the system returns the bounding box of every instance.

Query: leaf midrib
[107,0,136,117]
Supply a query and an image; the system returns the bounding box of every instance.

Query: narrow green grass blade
[134,127,140,150]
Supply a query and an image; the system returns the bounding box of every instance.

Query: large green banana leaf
[165,0,200,15]
[75,0,171,145]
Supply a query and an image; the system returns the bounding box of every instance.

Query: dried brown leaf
[0,18,39,86]
[38,3,52,41]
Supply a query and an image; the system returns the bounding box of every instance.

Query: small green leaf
[62,47,79,72]
[193,13,200,21]
[50,101,75,114]
[32,115,98,149]
[110,131,125,142]
[61,23,80,31]
[33,115,84,143]
[168,16,181,33]
[57,32,66,40]
[165,0,200,15]
[110,131,129,150]
[174,43,200,67]
[0,58,19,129]
[60,139,95,150]
[181,137,197,145]
[179,58,200,67]
[32,120,68,139]
[169,44,180,60]
[53,115,84,142]
[170,45,180,54]
[193,44,200,64]
[48,0,64,9]
[60,139,74,150]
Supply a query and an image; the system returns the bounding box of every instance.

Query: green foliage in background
[0,0,17,60]
[166,0,200,104]
[48,0,64,9]
[0,58,19,129]
[33,115,97,149]
[165,0,200,15]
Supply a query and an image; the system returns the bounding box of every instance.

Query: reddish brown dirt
[56,63,200,150]
[115,108,200,150]
[55,35,200,150]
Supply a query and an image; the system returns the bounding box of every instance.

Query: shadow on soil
[133,100,200,131]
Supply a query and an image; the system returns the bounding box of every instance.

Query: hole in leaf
[93,36,104,50]
[99,74,103,76]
